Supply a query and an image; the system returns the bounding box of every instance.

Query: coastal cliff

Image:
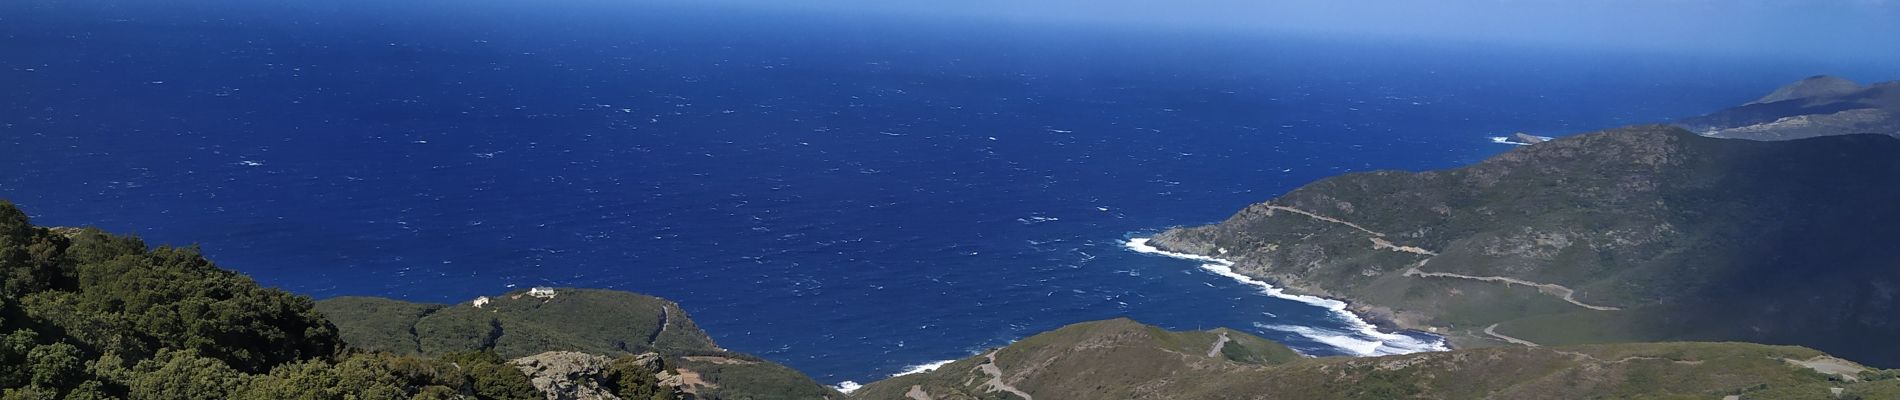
[1150,125,1900,367]
[1678,76,1900,140]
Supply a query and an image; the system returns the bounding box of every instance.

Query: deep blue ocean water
[4,0,1888,386]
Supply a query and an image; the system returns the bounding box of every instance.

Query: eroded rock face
[512,351,660,400]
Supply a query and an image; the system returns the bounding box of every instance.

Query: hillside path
[1207,331,1232,357]
[1404,268,1621,311]
[1484,324,1540,347]
[1266,204,1618,311]
[1264,205,1385,237]
[977,351,1033,400]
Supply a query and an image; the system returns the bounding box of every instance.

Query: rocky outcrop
[512,351,652,400]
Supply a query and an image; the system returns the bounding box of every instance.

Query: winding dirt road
[1264,204,1619,311]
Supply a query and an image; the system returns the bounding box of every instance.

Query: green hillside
[0,201,553,399]
[319,289,718,359]
[317,290,838,400]
[853,318,1900,400]
[1151,125,1900,367]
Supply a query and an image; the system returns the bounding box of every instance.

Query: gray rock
[512,351,658,400]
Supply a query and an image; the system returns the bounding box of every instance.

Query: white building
[528,287,557,298]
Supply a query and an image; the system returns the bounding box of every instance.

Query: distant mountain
[1152,126,1900,368]
[853,318,1898,400]
[1677,76,1900,140]
[1745,75,1865,106]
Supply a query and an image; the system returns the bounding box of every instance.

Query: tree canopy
[0,201,563,399]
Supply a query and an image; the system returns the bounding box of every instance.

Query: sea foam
[1125,238,1447,356]
[832,358,957,393]
[1489,134,1553,146]
[832,381,862,393]
[893,359,957,376]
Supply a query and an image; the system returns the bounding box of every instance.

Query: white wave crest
[832,358,957,394]
[1256,324,1383,355]
[893,359,956,377]
[1490,136,1530,146]
[832,381,862,393]
[1490,135,1553,146]
[1126,238,1447,356]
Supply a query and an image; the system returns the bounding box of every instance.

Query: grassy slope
[851,318,1310,399]
[854,319,1900,400]
[317,290,839,399]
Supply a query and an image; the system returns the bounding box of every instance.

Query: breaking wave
[1126,238,1447,356]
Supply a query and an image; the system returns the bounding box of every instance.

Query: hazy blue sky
[687,0,1900,62]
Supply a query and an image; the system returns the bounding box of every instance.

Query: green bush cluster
[604,355,680,400]
[0,201,586,399]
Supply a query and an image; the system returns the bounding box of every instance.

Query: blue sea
[3,0,1885,387]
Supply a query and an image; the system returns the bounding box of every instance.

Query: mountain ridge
[1745,75,1864,105]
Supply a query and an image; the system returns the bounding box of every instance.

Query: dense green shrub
[0,201,552,398]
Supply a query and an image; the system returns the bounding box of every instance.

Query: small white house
[472,296,491,308]
[528,287,557,298]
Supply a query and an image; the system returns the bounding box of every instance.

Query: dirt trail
[1370,237,1438,256]
[1403,268,1621,311]
[1785,356,1867,381]
[906,385,932,400]
[646,304,672,346]
[682,356,757,365]
[976,351,1033,400]
[1553,351,1705,366]
[1264,205,1385,236]
[1484,324,1540,347]
[1265,205,1436,257]
[1267,204,1614,311]
[1207,331,1232,357]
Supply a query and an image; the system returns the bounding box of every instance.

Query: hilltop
[317,291,840,399]
[1151,125,1900,367]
